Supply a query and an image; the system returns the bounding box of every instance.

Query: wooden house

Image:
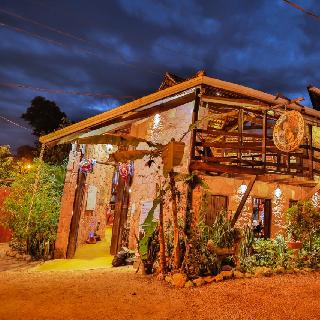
[40,71,320,258]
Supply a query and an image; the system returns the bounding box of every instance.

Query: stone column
[54,150,81,259]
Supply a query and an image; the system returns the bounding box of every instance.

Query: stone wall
[193,175,310,238]
[127,102,194,248]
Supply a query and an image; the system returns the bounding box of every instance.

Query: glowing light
[240,182,247,194]
[312,193,319,207]
[106,144,113,152]
[153,113,161,129]
[26,164,31,170]
[274,185,282,198]
[128,188,132,193]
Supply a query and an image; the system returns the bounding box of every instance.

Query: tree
[22,96,69,136]
[16,145,37,162]
[0,145,17,185]
[21,96,71,165]
[3,159,65,258]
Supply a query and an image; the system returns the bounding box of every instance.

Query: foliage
[285,200,320,247]
[22,96,70,137]
[183,172,208,190]
[2,159,65,259]
[0,145,17,185]
[182,225,218,278]
[138,197,161,261]
[200,210,240,248]
[239,234,294,272]
[16,145,37,161]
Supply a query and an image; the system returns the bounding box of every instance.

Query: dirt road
[1,268,320,320]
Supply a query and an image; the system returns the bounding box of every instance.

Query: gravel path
[1,268,320,320]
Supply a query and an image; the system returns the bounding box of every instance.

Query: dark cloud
[0,0,320,151]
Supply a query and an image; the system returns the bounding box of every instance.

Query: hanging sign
[86,185,97,210]
[273,110,305,152]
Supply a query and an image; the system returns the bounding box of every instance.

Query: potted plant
[285,200,320,250]
[206,210,241,256]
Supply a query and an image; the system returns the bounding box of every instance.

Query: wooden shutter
[206,195,228,225]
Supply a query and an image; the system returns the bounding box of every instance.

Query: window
[206,195,228,225]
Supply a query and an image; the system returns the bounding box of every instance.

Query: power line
[283,0,320,21]
[0,19,104,57]
[0,11,159,76]
[0,82,136,99]
[0,114,33,132]
[0,7,87,43]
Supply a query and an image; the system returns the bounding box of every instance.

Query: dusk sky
[0,0,319,151]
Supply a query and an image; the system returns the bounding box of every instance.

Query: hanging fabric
[119,162,129,180]
[79,158,96,173]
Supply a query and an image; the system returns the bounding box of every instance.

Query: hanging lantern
[273,110,304,152]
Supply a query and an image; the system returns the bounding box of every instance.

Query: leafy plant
[285,200,320,249]
[2,159,65,259]
[0,145,17,185]
[182,226,218,278]
[202,210,239,248]
[138,197,160,261]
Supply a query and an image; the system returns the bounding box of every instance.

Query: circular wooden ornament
[273,110,305,152]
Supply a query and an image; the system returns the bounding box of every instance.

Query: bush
[285,200,320,247]
[2,159,65,259]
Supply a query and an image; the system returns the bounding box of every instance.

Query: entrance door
[252,198,271,238]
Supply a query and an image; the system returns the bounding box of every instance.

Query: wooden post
[308,124,313,179]
[238,109,243,160]
[231,175,256,227]
[158,190,166,274]
[169,171,181,270]
[185,87,201,236]
[262,111,267,170]
[190,88,201,160]
[302,182,320,201]
[66,171,87,258]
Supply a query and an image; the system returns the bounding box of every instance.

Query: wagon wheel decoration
[273,110,305,152]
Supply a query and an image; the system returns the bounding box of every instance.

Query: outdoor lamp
[240,181,247,194]
[274,185,282,198]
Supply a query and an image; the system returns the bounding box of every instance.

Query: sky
[0,0,320,152]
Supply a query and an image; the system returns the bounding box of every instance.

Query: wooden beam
[190,88,201,159]
[189,161,264,175]
[197,128,271,139]
[302,181,320,201]
[262,110,267,169]
[201,95,268,109]
[231,175,256,227]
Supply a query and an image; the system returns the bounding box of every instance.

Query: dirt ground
[1,267,320,320]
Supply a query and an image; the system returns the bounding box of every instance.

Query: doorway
[252,198,271,238]
[110,162,133,255]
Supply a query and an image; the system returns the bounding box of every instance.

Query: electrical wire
[0,82,135,99]
[0,11,159,76]
[283,0,320,21]
[0,114,33,132]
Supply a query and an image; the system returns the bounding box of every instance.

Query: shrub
[285,200,320,248]
[2,159,65,259]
